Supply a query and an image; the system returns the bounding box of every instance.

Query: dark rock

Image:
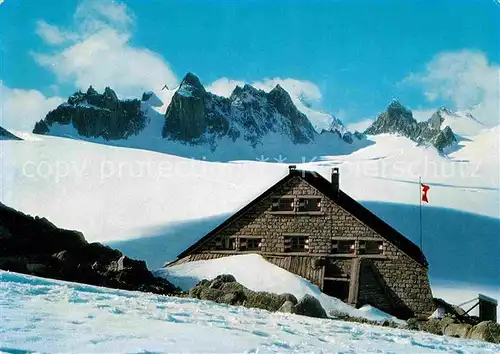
[431,126,456,151]
[439,316,456,331]
[293,294,328,319]
[0,126,22,140]
[407,317,443,335]
[364,101,457,151]
[467,321,500,344]
[342,132,353,144]
[189,274,301,314]
[0,202,179,296]
[33,86,148,141]
[162,73,317,150]
[353,131,365,140]
[0,203,86,256]
[277,300,296,314]
[444,323,473,338]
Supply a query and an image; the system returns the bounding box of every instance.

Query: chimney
[288,165,297,173]
[331,168,339,195]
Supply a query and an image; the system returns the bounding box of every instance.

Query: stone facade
[172,175,435,318]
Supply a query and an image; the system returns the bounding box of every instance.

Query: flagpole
[419,176,423,251]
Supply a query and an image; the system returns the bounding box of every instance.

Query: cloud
[0,81,64,132]
[207,77,338,131]
[208,77,323,104]
[405,50,499,127]
[346,119,374,133]
[35,21,77,45]
[411,108,437,122]
[32,0,177,98]
[207,78,245,97]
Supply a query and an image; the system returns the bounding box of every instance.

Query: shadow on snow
[108,202,499,288]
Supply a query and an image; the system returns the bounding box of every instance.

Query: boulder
[443,323,473,338]
[293,294,328,319]
[407,318,443,335]
[467,321,500,344]
[277,300,296,314]
[189,274,307,314]
[0,202,179,296]
[439,316,456,332]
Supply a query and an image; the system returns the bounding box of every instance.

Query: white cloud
[252,78,323,103]
[346,119,374,133]
[406,50,499,127]
[0,81,64,132]
[33,0,177,98]
[207,78,245,97]
[207,77,323,106]
[207,77,338,132]
[411,108,437,122]
[35,21,77,45]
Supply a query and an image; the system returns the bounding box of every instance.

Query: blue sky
[0,0,498,131]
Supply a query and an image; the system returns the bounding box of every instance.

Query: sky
[0,0,498,132]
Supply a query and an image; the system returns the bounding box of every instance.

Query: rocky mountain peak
[436,106,453,115]
[428,110,445,131]
[103,87,119,103]
[162,73,319,149]
[177,72,206,98]
[365,101,457,152]
[268,84,296,113]
[33,86,147,141]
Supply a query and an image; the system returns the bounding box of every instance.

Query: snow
[158,254,404,324]
[177,83,195,97]
[0,127,498,320]
[2,271,498,353]
[439,109,486,138]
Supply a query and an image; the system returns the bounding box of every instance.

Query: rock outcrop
[188,274,328,319]
[33,86,148,140]
[407,298,500,344]
[365,101,457,151]
[0,126,21,140]
[162,73,319,150]
[407,317,500,344]
[0,203,178,295]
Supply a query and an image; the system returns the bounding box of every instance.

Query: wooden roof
[176,168,428,267]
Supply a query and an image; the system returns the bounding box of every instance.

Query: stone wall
[187,176,434,317]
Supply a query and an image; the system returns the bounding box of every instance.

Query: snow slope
[159,254,404,324]
[440,109,486,138]
[0,130,498,316]
[2,271,499,353]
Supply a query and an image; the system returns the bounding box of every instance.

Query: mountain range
[29,72,487,159]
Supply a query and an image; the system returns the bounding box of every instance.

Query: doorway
[323,279,350,302]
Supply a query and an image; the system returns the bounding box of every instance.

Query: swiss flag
[421,183,430,203]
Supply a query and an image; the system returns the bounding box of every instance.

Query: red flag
[421,183,430,203]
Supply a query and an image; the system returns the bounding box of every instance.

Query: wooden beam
[348,258,361,305]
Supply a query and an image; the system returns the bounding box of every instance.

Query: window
[298,198,322,212]
[271,197,295,211]
[331,240,355,254]
[227,237,237,250]
[359,241,383,255]
[215,237,236,250]
[240,237,262,251]
[284,236,309,252]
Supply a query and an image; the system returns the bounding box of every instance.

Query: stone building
[169,166,435,319]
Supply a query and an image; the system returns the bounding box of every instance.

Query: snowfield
[2,271,499,354]
[1,128,498,320]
